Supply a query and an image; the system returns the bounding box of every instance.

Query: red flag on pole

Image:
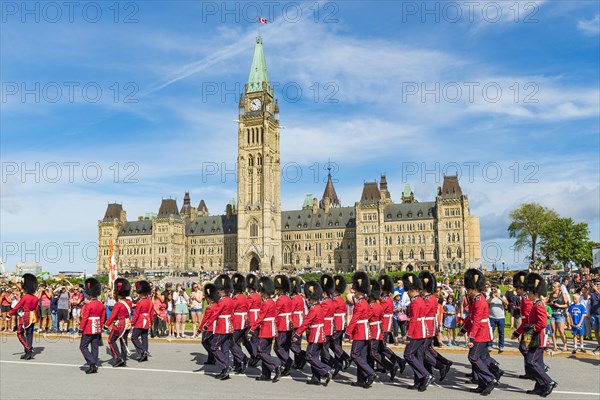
[258,17,268,24]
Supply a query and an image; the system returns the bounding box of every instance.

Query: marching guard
[320,274,342,375]
[345,271,376,388]
[9,273,39,360]
[199,283,218,365]
[331,275,351,370]
[460,269,499,396]
[289,276,307,369]
[419,271,453,381]
[231,273,250,373]
[293,280,334,386]
[131,280,154,362]
[79,277,105,373]
[104,278,133,367]
[246,274,263,367]
[202,274,235,380]
[378,274,407,374]
[521,273,557,397]
[367,279,397,381]
[274,274,294,375]
[248,276,283,382]
[512,271,535,379]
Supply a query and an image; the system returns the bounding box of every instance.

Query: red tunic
[369,301,384,341]
[232,293,249,330]
[296,304,326,343]
[406,295,428,339]
[346,297,372,340]
[203,295,235,334]
[528,299,549,348]
[251,297,278,338]
[515,295,533,335]
[332,295,347,331]
[321,297,335,336]
[247,292,263,326]
[80,299,106,334]
[423,294,439,338]
[275,294,293,332]
[105,299,133,336]
[9,294,39,327]
[132,298,154,330]
[463,294,492,343]
[380,295,394,333]
[291,294,306,329]
[200,303,216,332]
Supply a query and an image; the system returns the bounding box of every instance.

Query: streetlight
[502,260,505,273]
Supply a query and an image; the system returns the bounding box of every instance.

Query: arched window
[446,248,452,258]
[447,233,451,242]
[457,247,462,258]
[257,154,263,166]
[327,255,332,264]
[338,255,342,263]
[452,233,455,242]
[399,250,404,261]
[386,250,391,261]
[420,249,425,260]
[306,255,310,265]
[373,251,378,261]
[157,258,161,267]
[363,251,369,261]
[248,154,254,167]
[457,233,460,242]
[250,221,258,237]
[409,249,414,259]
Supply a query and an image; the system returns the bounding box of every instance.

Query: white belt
[234,312,247,329]
[89,316,101,334]
[264,317,276,333]
[334,312,346,329]
[480,318,489,323]
[249,308,260,321]
[369,320,382,339]
[278,312,292,328]
[293,310,304,326]
[383,313,393,331]
[218,314,232,333]
[356,319,370,339]
[309,323,324,341]
[417,316,435,337]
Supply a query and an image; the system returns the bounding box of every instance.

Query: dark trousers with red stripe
[131,328,149,354]
[275,331,293,368]
[368,339,395,371]
[519,338,535,377]
[424,337,450,371]
[332,330,350,363]
[245,328,260,360]
[526,347,552,386]
[381,332,400,365]
[80,334,100,365]
[351,340,375,383]
[231,329,248,366]
[468,341,495,385]
[291,328,306,365]
[211,333,232,370]
[108,328,130,361]
[258,337,281,377]
[17,324,35,352]
[404,338,429,381]
[306,342,330,381]
[202,331,216,364]
[321,335,341,369]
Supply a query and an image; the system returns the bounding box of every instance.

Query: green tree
[575,240,600,268]
[540,218,589,268]
[508,203,558,264]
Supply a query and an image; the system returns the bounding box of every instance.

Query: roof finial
[327,158,332,178]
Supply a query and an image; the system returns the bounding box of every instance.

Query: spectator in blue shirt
[583,278,600,353]
[567,294,587,353]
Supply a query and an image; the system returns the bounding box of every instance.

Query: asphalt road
[1,334,599,400]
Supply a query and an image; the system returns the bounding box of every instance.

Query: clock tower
[237,36,282,272]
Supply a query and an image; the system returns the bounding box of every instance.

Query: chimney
[312,197,318,214]
[323,196,330,214]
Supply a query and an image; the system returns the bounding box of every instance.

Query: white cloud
[578,14,600,35]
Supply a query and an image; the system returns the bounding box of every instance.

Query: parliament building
[97,38,481,276]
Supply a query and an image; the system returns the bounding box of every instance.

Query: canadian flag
[258,17,268,24]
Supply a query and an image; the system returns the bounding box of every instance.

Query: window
[363,251,369,261]
[420,249,425,260]
[373,251,378,261]
[250,221,258,237]
[457,247,462,258]
[447,248,452,258]
[409,249,414,259]
[399,250,404,260]
[386,250,391,261]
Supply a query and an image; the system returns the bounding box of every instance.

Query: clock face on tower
[250,98,262,111]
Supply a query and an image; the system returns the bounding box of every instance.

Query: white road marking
[1,360,599,396]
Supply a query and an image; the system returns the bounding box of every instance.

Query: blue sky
[1,0,599,274]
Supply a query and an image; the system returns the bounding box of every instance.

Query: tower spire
[247,36,272,95]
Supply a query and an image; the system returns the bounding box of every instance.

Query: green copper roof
[247,36,272,95]
[302,194,314,209]
[403,183,412,197]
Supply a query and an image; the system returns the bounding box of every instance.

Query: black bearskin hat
[113,278,131,297]
[303,280,323,302]
[135,280,151,295]
[526,273,547,296]
[464,269,486,292]
[402,273,423,292]
[334,275,347,294]
[352,271,370,295]
[274,274,291,293]
[378,274,394,294]
[290,277,303,294]
[246,274,259,291]
[215,274,233,294]
[21,273,38,295]
[513,271,528,289]
[204,283,219,302]
[419,271,437,294]
[320,274,335,296]
[232,273,246,292]
[258,276,275,296]
[84,277,102,297]
[369,279,381,301]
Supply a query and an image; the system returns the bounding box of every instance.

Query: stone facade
[97,38,481,276]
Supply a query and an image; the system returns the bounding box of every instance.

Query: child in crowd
[443,296,457,345]
[567,294,587,353]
